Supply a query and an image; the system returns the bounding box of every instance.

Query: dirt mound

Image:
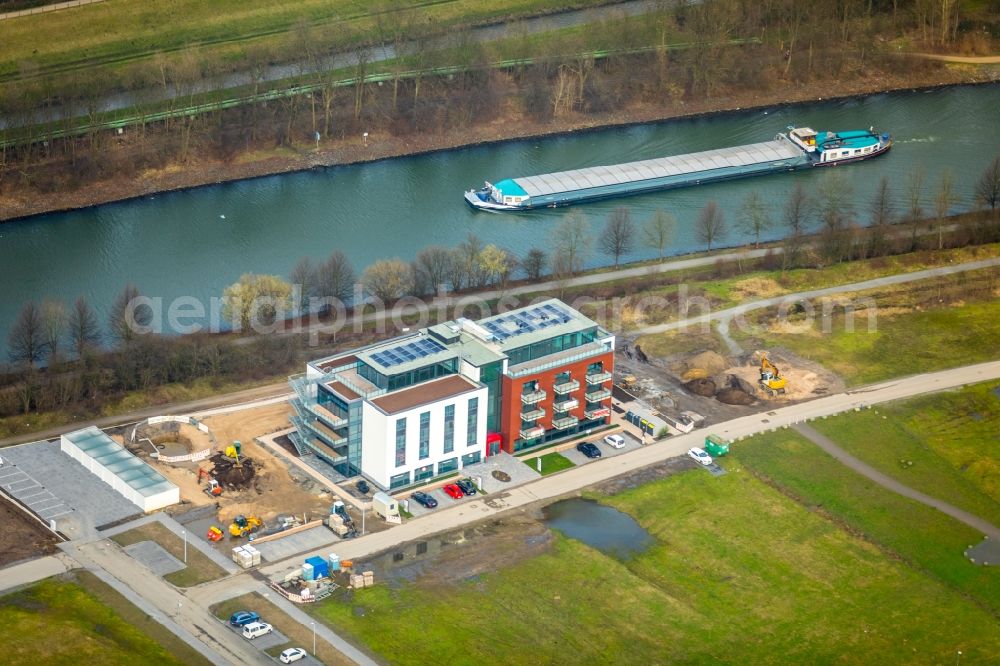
[684,377,717,396]
[716,388,756,405]
[209,453,257,490]
[678,350,729,382]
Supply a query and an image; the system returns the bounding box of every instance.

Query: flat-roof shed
[60,426,179,512]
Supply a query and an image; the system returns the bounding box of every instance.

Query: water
[2,84,999,347]
[543,497,654,559]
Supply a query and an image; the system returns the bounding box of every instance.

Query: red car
[442,484,464,499]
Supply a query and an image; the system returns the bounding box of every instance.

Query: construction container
[305,555,330,580]
[328,553,341,572]
[372,491,399,520]
[704,434,731,457]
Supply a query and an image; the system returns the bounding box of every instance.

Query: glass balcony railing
[585,407,611,420]
[521,389,546,405]
[519,426,545,440]
[553,398,579,412]
[552,416,579,430]
[585,388,612,402]
[553,379,580,395]
[586,371,613,384]
[520,407,545,421]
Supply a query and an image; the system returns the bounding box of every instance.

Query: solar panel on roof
[371,337,448,368]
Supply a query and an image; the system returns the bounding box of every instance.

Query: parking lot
[224,620,322,665]
[558,431,643,466]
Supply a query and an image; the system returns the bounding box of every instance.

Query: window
[419,411,430,460]
[443,404,455,453]
[395,418,406,467]
[413,464,434,482]
[389,472,411,489]
[437,457,458,475]
[462,452,481,466]
[467,397,479,446]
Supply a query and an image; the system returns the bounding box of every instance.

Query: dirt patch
[208,453,257,489]
[716,387,756,405]
[684,377,717,397]
[0,496,59,567]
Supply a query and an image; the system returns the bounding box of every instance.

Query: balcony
[586,371,613,385]
[521,389,547,405]
[519,426,546,440]
[585,407,611,420]
[553,379,580,395]
[585,388,612,402]
[553,398,579,412]
[552,415,579,430]
[520,407,545,422]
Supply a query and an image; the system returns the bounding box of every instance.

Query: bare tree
[695,201,727,252]
[551,210,591,276]
[40,300,68,362]
[290,257,319,304]
[522,248,548,281]
[643,209,675,260]
[109,284,152,346]
[456,233,487,289]
[316,251,356,312]
[362,259,413,302]
[868,176,894,257]
[974,155,1000,212]
[412,246,454,295]
[933,169,958,250]
[782,183,811,269]
[818,174,855,262]
[737,191,772,248]
[7,301,46,366]
[599,207,635,268]
[68,296,101,358]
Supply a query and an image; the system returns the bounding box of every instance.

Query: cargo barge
[464,127,892,211]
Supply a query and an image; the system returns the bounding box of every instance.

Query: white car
[687,447,713,466]
[603,434,626,449]
[280,647,308,663]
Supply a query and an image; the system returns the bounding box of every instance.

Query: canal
[2,83,999,344]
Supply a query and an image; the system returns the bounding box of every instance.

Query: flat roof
[356,333,458,376]
[315,354,358,371]
[371,374,480,415]
[478,299,600,352]
[324,380,360,401]
[62,426,177,498]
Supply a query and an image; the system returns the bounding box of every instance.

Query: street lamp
[311,621,316,654]
[956,651,962,666]
[182,529,187,563]
[363,132,369,146]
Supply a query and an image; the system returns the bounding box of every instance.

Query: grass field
[736,430,1000,614]
[310,465,1000,664]
[808,382,1000,526]
[730,267,1000,385]
[0,571,210,665]
[524,451,575,476]
[210,591,355,665]
[109,522,227,587]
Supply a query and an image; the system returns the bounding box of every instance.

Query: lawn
[210,591,356,665]
[735,429,1000,614]
[731,268,1000,385]
[0,571,209,665]
[524,451,575,476]
[807,381,1000,526]
[109,521,227,587]
[311,467,1000,664]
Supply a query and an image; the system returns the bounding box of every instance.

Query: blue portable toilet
[302,561,315,581]
[305,555,329,580]
[328,553,341,572]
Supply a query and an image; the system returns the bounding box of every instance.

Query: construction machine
[228,514,263,538]
[197,467,223,496]
[206,526,224,542]
[759,355,787,396]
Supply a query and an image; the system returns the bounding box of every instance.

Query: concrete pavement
[0,553,75,594]
[793,423,1000,540]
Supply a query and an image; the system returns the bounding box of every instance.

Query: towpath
[792,422,1000,540]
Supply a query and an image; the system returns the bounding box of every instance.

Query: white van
[242,621,273,639]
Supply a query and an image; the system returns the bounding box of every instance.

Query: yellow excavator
[759,355,787,396]
[228,514,263,538]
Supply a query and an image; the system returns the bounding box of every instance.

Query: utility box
[704,434,730,457]
[372,491,399,520]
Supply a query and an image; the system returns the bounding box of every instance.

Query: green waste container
[704,434,730,457]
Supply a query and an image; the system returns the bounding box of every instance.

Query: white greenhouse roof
[514,140,803,196]
[62,426,177,498]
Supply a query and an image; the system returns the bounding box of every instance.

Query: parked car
[603,434,626,449]
[577,441,602,459]
[228,611,260,627]
[687,447,713,466]
[356,479,370,494]
[443,483,464,499]
[410,491,438,509]
[456,478,478,496]
[279,647,308,663]
[242,621,273,639]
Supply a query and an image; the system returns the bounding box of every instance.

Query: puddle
[542,498,654,559]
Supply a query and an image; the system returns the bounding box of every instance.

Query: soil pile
[684,377,717,396]
[209,452,257,489]
[679,351,729,382]
[716,387,756,405]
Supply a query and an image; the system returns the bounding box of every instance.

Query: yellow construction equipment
[228,514,263,538]
[759,355,787,396]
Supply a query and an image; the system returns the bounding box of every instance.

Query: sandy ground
[0,497,59,567]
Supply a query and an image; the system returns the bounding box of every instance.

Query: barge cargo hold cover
[465,127,892,211]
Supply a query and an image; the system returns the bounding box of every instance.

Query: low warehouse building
[60,426,179,512]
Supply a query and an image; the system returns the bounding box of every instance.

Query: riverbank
[2,60,997,223]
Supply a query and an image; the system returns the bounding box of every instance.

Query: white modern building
[60,426,180,512]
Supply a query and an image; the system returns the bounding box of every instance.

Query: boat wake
[895,136,937,144]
